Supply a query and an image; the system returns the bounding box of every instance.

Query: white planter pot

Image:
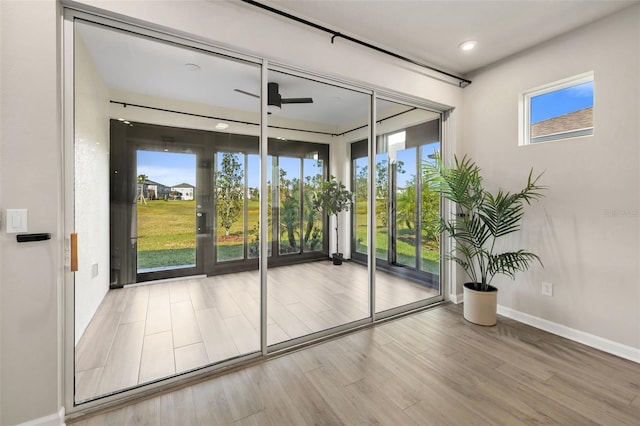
[463,283,498,326]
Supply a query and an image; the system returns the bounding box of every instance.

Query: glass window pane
[375,152,389,261]
[278,157,301,255]
[247,154,260,259]
[353,156,368,255]
[421,144,440,274]
[303,158,323,252]
[216,152,245,262]
[395,147,417,268]
[526,73,594,144]
[137,151,197,271]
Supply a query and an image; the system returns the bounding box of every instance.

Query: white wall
[0,1,62,425]
[74,35,110,344]
[462,5,639,351]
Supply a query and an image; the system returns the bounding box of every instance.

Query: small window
[521,72,594,145]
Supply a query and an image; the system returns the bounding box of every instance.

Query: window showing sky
[394,142,440,188]
[137,151,196,186]
[530,81,593,124]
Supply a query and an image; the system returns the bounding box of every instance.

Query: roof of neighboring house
[171,183,195,188]
[531,107,593,137]
[143,179,164,186]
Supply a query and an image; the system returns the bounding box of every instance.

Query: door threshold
[126,274,207,288]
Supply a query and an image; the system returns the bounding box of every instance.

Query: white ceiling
[259,0,638,76]
[77,1,636,131]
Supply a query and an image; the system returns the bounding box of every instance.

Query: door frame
[63,7,450,417]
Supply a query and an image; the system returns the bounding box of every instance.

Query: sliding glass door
[354,98,442,314]
[73,18,262,403]
[69,10,445,410]
[266,69,371,347]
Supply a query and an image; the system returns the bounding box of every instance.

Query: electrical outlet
[541,281,553,296]
[92,263,99,278]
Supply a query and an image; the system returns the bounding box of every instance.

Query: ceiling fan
[234,82,313,112]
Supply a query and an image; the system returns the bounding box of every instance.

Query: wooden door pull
[70,233,78,272]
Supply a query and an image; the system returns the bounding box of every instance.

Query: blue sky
[137,151,196,186]
[531,81,593,124]
[138,142,440,189]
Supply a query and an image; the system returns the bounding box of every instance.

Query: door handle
[70,233,78,272]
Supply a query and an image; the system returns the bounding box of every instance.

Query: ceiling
[258,0,638,76]
[77,1,636,133]
[77,20,403,130]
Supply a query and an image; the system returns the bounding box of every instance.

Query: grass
[354,200,440,274]
[137,200,197,269]
[137,198,440,273]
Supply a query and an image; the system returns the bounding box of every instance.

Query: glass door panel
[373,98,442,314]
[267,69,370,347]
[136,150,197,272]
[73,18,261,404]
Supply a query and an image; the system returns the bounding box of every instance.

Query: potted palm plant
[424,154,546,325]
[313,175,353,265]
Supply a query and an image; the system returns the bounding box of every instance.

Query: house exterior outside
[170,183,195,200]
[139,179,170,200]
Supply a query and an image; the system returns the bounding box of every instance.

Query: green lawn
[137,198,440,273]
[137,200,197,269]
[354,200,440,274]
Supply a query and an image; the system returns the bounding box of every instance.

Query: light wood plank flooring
[75,261,438,401]
[70,303,640,425]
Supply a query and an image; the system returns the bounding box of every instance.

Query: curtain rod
[110,101,337,136]
[111,101,420,137]
[241,0,472,88]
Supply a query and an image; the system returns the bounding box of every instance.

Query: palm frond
[424,154,547,290]
[487,251,542,283]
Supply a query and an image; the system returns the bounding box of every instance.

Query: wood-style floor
[75,261,438,401]
[70,303,640,425]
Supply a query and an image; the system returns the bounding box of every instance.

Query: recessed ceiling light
[459,40,477,51]
[215,123,229,130]
[117,118,125,121]
[185,63,201,72]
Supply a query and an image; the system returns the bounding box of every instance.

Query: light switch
[6,209,28,234]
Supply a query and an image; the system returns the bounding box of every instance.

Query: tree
[279,169,299,251]
[137,174,148,205]
[303,173,323,250]
[216,153,244,236]
[313,175,353,257]
[375,159,403,227]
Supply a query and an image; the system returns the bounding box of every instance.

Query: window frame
[520,71,594,146]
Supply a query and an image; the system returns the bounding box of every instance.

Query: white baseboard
[449,292,464,304]
[497,305,640,364]
[17,407,65,426]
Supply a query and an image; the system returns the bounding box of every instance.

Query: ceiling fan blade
[234,88,260,98]
[281,97,313,104]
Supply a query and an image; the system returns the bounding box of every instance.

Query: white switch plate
[6,209,28,234]
[541,281,553,297]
